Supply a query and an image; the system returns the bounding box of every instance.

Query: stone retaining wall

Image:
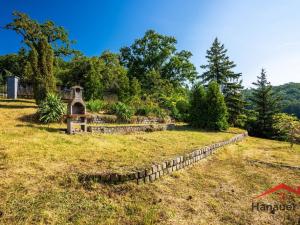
[87,124,176,134]
[88,115,171,124]
[78,132,248,185]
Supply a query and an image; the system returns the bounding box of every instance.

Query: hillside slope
[0,99,299,225]
[244,82,300,118]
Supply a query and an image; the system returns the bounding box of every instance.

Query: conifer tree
[201,38,233,85]
[223,79,245,126]
[201,38,245,126]
[206,81,229,131]
[249,69,279,137]
[190,84,207,128]
[29,38,55,103]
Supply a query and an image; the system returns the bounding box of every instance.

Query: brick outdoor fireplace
[67,86,87,134]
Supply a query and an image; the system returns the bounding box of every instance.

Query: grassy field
[0,99,299,224]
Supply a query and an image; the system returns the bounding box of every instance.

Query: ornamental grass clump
[37,93,66,123]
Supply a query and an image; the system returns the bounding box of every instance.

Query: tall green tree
[223,79,245,126]
[66,57,104,101]
[5,11,77,102]
[189,81,228,131]
[249,69,279,138]
[64,52,130,101]
[201,38,234,85]
[29,38,55,102]
[190,84,207,128]
[99,51,129,101]
[120,30,197,94]
[206,81,229,131]
[201,38,245,126]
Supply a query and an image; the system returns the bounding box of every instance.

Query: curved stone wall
[79,132,248,185]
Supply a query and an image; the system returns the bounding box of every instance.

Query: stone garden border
[87,114,171,124]
[78,132,248,185]
[87,124,176,134]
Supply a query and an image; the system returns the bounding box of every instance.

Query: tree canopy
[5,11,79,102]
[5,11,78,57]
[120,30,197,94]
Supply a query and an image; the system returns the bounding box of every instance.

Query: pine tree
[250,69,280,138]
[223,79,245,126]
[201,38,245,126]
[201,38,232,85]
[190,84,207,128]
[206,81,229,131]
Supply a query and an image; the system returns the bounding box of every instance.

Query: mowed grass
[0,98,299,225]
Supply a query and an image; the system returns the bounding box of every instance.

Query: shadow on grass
[18,113,39,123]
[0,99,34,104]
[78,173,127,188]
[17,114,67,133]
[172,124,225,133]
[15,124,66,133]
[0,104,37,109]
[0,99,36,109]
[0,147,7,171]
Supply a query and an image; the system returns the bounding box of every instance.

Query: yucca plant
[38,93,66,123]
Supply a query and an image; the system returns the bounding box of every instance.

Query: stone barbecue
[67,86,87,134]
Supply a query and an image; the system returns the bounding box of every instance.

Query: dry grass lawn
[0,99,299,225]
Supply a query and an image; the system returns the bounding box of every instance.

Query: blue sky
[1,0,300,87]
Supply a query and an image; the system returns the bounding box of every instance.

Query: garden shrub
[135,101,168,119]
[235,114,247,128]
[205,81,228,131]
[86,99,105,113]
[37,93,66,123]
[136,104,153,116]
[273,113,300,147]
[190,82,228,131]
[158,94,190,121]
[176,100,189,114]
[151,107,168,119]
[111,102,134,122]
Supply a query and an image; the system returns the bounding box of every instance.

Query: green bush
[206,81,228,131]
[37,93,66,123]
[176,100,189,114]
[273,113,300,147]
[86,99,105,113]
[190,82,228,131]
[111,102,134,122]
[158,94,190,121]
[151,107,168,119]
[235,114,247,128]
[190,84,207,127]
[135,101,168,119]
[136,104,153,116]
